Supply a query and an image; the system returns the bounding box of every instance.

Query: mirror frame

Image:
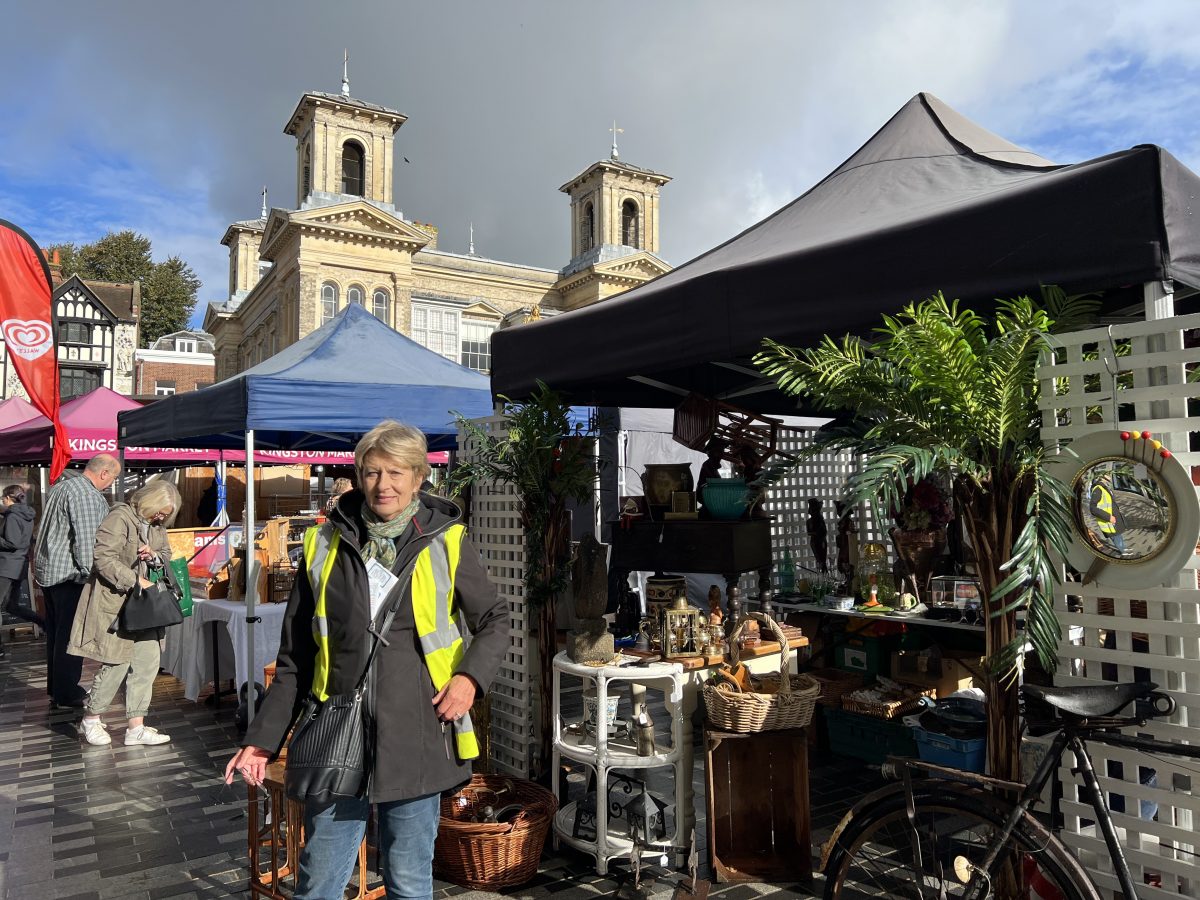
[1048,430,1199,588]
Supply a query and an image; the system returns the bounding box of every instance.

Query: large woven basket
[434,774,557,890]
[704,612,820,733]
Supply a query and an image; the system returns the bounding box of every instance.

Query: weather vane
[610,120,624,160]
[260,185,268,219]
[341,49,350,98]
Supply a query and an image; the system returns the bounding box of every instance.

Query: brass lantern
[661,596,703,659]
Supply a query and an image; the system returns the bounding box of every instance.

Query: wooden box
[704,726,812,883]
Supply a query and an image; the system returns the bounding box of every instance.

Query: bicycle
[822,681,1200,899]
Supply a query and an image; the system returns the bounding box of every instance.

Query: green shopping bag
[149,556,194,618]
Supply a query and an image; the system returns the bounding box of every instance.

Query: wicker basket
[434,774,557,889]
[808,667,866,708]
[704,612,821,733]
[840,686,934,719]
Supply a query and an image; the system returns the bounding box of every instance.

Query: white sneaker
[124,725,171,746]
[81,718,111,746]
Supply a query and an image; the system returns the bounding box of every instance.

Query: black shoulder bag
[283,573,409,804]
[117,559,184,632]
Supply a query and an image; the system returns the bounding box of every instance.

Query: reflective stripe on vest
[1094,485,1116,534]
[305,521,480,760]
[304,525,341,701]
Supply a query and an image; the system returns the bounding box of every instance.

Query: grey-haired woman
[69,480,181,747]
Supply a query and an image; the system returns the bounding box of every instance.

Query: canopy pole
[244,430,259,726]
[116,448,126,501]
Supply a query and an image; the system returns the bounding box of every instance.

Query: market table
[163,596,288,702]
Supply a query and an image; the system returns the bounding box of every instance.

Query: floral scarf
[360,497,421,568]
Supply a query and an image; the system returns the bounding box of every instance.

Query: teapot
[637,615,662,651]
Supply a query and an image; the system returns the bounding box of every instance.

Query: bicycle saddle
[1022,682,1157,718]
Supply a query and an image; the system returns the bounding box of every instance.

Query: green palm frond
[755,290,1082,680]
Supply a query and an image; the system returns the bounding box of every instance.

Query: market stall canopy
[0,396,39,430]
[117,303,493,453]
[491,92,1200,413]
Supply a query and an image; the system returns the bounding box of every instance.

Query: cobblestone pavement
[0,631,883,899]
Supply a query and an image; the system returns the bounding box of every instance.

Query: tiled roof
[82,279,138,321]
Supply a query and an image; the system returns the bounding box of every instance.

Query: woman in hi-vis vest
[225,421,510,899]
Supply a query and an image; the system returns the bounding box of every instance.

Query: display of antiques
[640,464,695,519]
[571,771,672,847]
[568,534,615,664]
[661,596,703,659]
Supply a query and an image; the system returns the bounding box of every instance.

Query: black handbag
[283,569,410,804]
[117,561,184,632]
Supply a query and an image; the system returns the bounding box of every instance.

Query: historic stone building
[206,78,670,379]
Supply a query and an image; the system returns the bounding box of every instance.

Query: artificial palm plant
[449,382,598,777]
[755,291,1091,782]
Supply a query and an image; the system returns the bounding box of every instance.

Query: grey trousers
[87,638,161,719]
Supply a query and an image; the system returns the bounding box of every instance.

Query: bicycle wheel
[824,786,1099,900]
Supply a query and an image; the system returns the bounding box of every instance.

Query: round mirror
[1072,457,1173,563]
[1048,431,1199,589]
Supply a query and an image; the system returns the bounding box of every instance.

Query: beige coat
[68,503,170,665]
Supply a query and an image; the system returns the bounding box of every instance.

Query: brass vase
[891,527,947,596]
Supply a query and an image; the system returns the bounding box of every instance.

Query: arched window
[372,288,390,323]
[341,141,365,196]
[321,282,338,324]
[302,143,311,198]
[621,199,639,248]
[581,201,595,252]
[347,284,365,307]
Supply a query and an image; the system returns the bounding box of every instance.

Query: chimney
[42,248,64,287]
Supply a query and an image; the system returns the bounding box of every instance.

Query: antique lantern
[660,596,703,659]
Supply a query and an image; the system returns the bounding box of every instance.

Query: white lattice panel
[1039,291,1200,896]
[458,412,537,777]
[739,426,889,597]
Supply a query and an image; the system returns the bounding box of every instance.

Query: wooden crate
[704,726,812,883]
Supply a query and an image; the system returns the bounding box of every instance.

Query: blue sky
[4,1,1200,329]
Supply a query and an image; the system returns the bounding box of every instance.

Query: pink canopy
[0,395,40,430]
[0,387,369,466]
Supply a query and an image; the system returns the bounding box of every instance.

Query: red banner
[0,221,69,480]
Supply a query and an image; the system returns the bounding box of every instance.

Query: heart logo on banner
[1,318,54,361]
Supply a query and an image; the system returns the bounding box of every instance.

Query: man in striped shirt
[34,454,121,709]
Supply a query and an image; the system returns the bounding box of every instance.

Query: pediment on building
[293,202,430,244]
[461,299,505,320]
[260,202,430,261]
[592,252,671,282]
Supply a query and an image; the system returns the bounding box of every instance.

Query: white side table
[550,651,688,875]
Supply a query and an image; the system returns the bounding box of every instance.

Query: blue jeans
[296,793,441,900]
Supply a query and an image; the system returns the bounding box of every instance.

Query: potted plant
[754,291,1092,785]
[449,382,598,778]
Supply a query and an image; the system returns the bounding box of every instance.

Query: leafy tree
[48,230,200,348]
[755,291,1096,788]
[140,256,201,348]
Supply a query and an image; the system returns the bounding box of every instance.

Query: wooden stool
[704,726,812,883]
[247,762,384,899]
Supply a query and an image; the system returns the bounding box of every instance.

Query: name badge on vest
[364,557,399,621]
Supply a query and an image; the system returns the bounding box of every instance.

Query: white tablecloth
[162,597,288,702]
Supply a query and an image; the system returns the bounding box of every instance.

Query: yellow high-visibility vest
[303,522,479,760]
[1093,485,1116,534]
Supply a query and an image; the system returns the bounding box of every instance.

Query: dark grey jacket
[0,503,35,580]
[243,490,509,803]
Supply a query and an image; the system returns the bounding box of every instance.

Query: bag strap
[351,547,425,692]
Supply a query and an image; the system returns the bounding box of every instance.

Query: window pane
[372,289,390,323]
[460,319,496,373]
[348,285,364,306]
[321,282,338,323]
[411,303,459,361]
[342,142,364,196]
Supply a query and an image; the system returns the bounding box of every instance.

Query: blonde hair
[355,420,430,483]
[130,481,181,526]
[330,477,353,497]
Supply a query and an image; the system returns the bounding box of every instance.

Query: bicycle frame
[891,716,1200,900]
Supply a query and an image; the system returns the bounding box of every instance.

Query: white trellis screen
[457,412,538,777]
[1038,293,1200,898]
[735,425,889,599]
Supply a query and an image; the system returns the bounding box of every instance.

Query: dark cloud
[7,1,1200,306]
